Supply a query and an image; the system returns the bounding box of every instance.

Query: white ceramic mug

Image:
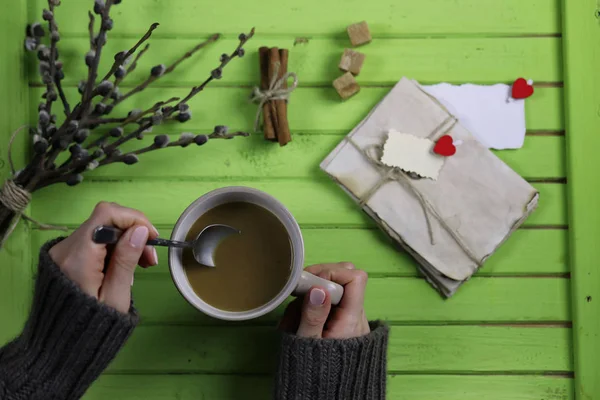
[168,186,344,321]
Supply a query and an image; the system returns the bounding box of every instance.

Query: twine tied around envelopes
[250,62,298,132]
[0,126,67,249]
[344,113,483,267]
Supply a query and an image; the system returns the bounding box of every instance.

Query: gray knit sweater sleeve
[275,322,389,400]
[0,239,138,400]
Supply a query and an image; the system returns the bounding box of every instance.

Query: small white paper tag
[381,130,444,180]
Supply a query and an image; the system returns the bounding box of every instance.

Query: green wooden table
[1,0,599,398]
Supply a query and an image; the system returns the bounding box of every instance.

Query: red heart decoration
[433,135,456,157]
[511,78,534,99]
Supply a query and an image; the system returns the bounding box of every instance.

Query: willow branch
[101,23,159,81]
[100,43,151,105]
[88,10,95,47]
[37,128,241,183]
[84,97,179,149]
[97,140,181,166]
[121,97,180,125]
[55,76,71,116]
[85,116,131,126]
[79,1,114,119]
[178,28,254,107]
[37,148,105,187]
[24,26,254,200]
[34,173,82,191]
[42,2,70,118]
[113,34,220,107]
[100,122,148,154]
[209,130,250,140]
[126,44,150,75]
[44,6,57,113]
[98,130,248,167]
[101,29,254,155]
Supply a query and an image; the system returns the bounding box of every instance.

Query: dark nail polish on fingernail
[310,288,326,305]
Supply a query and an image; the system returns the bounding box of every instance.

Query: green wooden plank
[30,181,566,227]
[480,229,568,275]
[307,228,569,276]
[87,375,273,400]
[29,86,565,133]
[387,375,573,400]
[81,135,565,180]
[561,0,600,398]
[387,326,571,373]
[32,228,568,276]
[33,37,562,86]
[28,0,560,36]
[127,276,569,324]
[86,375,574,400]
[107,326,572,373]
[0,0,32,345]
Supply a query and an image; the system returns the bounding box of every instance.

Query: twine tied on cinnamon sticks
[250,47,297,146]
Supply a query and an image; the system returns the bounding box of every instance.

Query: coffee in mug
[182,202,292,311]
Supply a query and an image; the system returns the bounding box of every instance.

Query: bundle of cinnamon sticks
[259,47,292,146]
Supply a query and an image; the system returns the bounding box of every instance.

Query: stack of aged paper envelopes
[320,77,539,297]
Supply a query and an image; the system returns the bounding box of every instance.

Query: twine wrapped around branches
[0,180,30,215]
[0,179,69,249]
[0,126,68,249]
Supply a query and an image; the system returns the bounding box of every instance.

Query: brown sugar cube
[333,72,361,100]
[347,21,372,47]
[339,49,366,75]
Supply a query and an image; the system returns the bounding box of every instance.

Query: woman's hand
[48,202,159,314]
[279,262,371,339]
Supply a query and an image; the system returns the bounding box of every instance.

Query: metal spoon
[92,224,241,267]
